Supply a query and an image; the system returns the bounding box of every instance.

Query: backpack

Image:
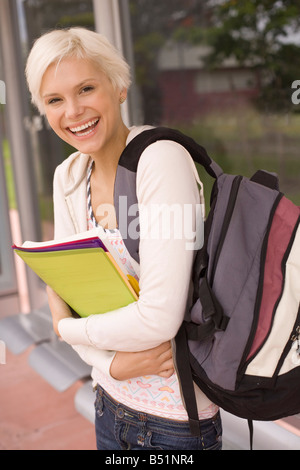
[117,126,300,448]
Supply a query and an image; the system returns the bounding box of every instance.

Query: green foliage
[130,0,300,115]
[134,32,165,86]
[203,0,300,112]
[58,12,94,28]
[173,110,300,207]
[2,139,17,210]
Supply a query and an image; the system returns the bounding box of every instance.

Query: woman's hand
[46,286,73,336]
[110,341,175,381]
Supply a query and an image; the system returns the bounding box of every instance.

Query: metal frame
[0,0,46,311]
[93,0,130,127]
[92,0,141,125]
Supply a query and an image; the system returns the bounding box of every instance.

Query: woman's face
[40,57,126,158]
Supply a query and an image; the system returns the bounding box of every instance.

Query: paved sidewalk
[0,348,96,450]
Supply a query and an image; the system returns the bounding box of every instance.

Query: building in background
[158,41,260,122]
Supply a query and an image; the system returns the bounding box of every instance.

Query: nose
[65,98,84,120]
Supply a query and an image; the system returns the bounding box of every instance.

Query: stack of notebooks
[12,228,139,318]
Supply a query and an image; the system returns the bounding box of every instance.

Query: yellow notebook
[13,229,139,318]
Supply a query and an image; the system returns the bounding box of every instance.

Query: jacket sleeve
[58,141,203,352]
[71,344,116,376]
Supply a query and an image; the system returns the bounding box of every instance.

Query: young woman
[25,27,222,450]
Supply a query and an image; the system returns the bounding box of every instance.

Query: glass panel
[16,0,95,241]
[0,99,17,293]
[128,0,300,207]
[0,22,17,295]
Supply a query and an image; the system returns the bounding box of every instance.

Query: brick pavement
[0,348,96,450]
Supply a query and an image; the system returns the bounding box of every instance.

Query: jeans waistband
[95,383,220,428]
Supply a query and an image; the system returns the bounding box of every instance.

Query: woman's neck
[91,123,130,179]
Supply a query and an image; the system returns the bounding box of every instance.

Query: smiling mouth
[68,118,100,137]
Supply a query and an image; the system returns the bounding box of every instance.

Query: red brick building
[158,42,260,122]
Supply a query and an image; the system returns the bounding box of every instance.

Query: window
[17,0,95,241]
[0,91,17,294]
[128,0,300,206]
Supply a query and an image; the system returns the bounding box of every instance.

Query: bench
[0,304,94,418]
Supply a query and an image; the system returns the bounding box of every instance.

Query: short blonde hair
[25,27,131,114]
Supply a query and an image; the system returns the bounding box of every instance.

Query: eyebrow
[42,78,97,99]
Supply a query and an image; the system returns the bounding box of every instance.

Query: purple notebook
[13,237,108,253]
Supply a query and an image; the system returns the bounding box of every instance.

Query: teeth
[76,127,94,137]
[69,119,99,133]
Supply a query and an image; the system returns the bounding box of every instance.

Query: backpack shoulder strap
[118,126,223,179]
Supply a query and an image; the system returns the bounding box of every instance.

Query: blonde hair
[25,27,131,114]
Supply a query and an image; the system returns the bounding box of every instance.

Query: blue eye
[48,97,61,105]
[81,86,94,94]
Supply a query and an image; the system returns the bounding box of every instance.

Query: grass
[171,108,300,208]
[2,107,300,222]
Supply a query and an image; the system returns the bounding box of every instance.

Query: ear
[119,88,127,104]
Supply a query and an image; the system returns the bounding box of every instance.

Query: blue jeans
[94,385,222,451]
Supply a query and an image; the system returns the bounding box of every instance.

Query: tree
[203,0,300,113]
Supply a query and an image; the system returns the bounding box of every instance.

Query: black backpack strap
[175,323,202,436]
[248,419,254,450]
[186,277,229,341]
[189,194,229,342]
[118,126,223,179]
